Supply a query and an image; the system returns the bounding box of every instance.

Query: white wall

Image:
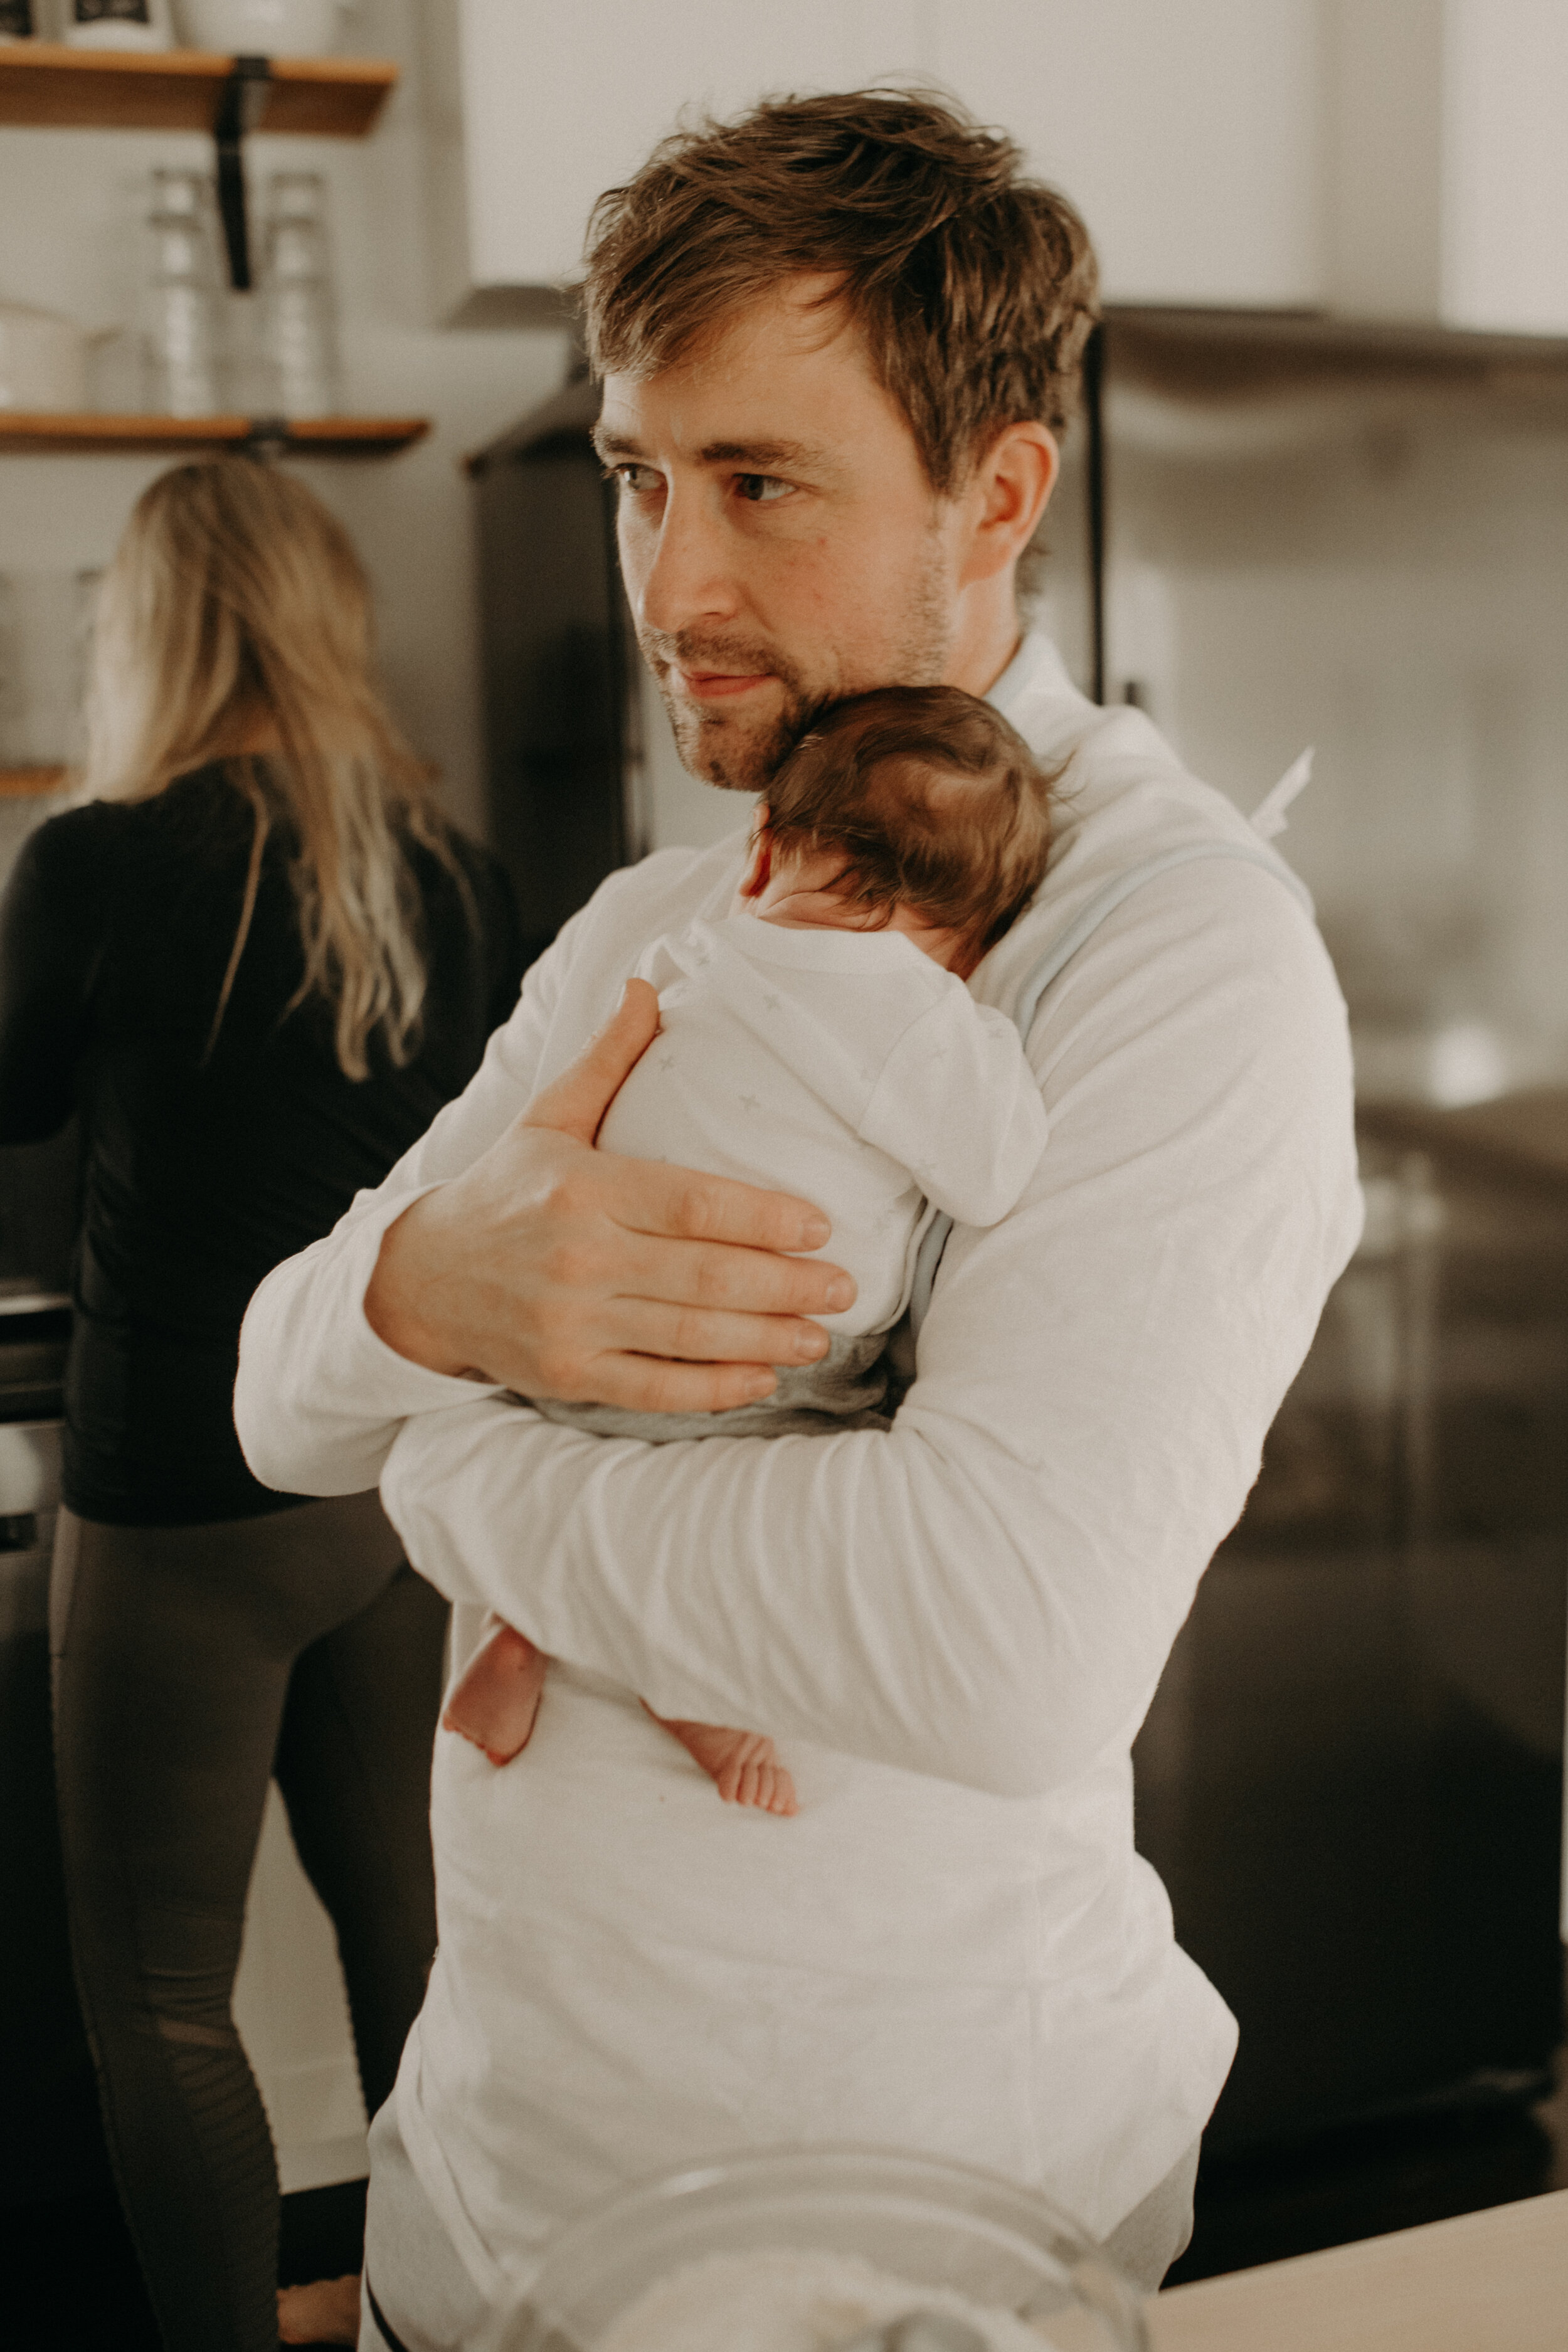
[1104,382,1568,1099]
[449,0,1327,312]
[231,1788,370,2196]
[1325,0,1568,331]
[0,0,571,842]
[1441,0,1568,334]
[927,0,1325,307]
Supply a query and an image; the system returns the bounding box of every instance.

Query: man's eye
[734,474,793,505]
[612,464,662,494]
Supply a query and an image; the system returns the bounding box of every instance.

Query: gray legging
[50,1492,448,2352]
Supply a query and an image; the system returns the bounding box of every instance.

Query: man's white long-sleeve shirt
[235,635,1362,2298]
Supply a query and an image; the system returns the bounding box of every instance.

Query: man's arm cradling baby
[442,687,1053,1818]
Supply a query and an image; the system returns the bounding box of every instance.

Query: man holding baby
[236,88,1362,2349]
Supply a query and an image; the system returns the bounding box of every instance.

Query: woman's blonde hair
[82,458,458,1079]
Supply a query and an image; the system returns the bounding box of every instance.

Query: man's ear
[740,811,773,899]
[958,422,1059,587]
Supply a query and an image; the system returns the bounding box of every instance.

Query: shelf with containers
[0,411,429,454]
[0,40,396,137]
[0,38,428,445]
[0,36,432,795]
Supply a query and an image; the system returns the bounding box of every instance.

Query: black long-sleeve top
[0,767,524,1524]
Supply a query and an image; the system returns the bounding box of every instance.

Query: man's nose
[635,490,743,638]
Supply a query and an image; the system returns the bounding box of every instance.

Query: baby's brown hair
[764,686,1054,968]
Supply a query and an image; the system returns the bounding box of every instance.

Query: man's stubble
[638,527,956,795]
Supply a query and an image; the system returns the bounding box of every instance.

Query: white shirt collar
[985,630,1089,723]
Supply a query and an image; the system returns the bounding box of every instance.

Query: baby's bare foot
[442,1619,547,1765]
[655,1715,799,1815]
[277,2272,361,2344]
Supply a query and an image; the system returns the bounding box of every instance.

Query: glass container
[510,2146,1149,2351]
[63,0,173,49]
[141,169,226,416]
[257,170,341,418]
[177,0,342,55]
[0,571,93,767]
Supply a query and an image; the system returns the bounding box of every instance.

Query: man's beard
[636,544,955,795]
[639,627,824,793]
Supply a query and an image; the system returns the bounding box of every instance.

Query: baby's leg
[442,1618,548,1765]
[645,1708,798,1816]
[277,2275,360,2344]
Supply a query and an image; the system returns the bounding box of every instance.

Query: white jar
[177,0,341,54]
[61,0,174,50]
[257,169,339,415]
[142,198,227,416]
[0,303,88,411]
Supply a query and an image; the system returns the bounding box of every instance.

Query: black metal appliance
[1135,1123,1567,2151]
[0,1120,109,2208]
[468,373,638,973]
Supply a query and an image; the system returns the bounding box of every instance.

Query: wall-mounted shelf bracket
[242,415,290,457]
[214,53,271,289]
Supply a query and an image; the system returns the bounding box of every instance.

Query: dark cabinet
[1136,1128,1567,2152]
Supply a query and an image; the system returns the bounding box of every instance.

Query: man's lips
[673,665,774,701]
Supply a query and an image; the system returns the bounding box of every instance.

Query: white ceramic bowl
[510,2146,1150,2351]
[0,303,87,412]
[177,0,340,55]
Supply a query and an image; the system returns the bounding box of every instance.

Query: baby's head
[741,686,1054,977]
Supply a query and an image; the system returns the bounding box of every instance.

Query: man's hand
[364,979,854,1411]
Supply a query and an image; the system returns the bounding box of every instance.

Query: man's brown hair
[764,686,1053,965]
[583,88,1099,495]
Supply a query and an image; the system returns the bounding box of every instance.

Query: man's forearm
[235,1185,505,1497]
[379,1361,1226,1800]
[364,1189,489,1379]
[236,937,563,1495]
[235,954,856,1494]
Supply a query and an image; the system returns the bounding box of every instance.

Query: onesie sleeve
[857,990,1049,1226]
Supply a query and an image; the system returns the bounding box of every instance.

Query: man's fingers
[612,1230,853,1323]
[610,1296,832,1369]
[607,1155,837,1259]
[522,978,662,1147]
[517,976,842,1256]
[563,1352,782,1417]
[369,980,858,1402]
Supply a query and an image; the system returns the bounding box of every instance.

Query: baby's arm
[861,988,1049,1227]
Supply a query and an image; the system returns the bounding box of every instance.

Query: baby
[442,684,1056,1814]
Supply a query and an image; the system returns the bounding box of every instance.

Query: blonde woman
[0,460,521,2352]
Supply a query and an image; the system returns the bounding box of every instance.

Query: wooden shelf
[0,411,429,457]
[0,40,396,137]
[0,767,66,799]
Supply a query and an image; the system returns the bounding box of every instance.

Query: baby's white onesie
[602,913,1047,1333]
[529,913,1046,1442]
